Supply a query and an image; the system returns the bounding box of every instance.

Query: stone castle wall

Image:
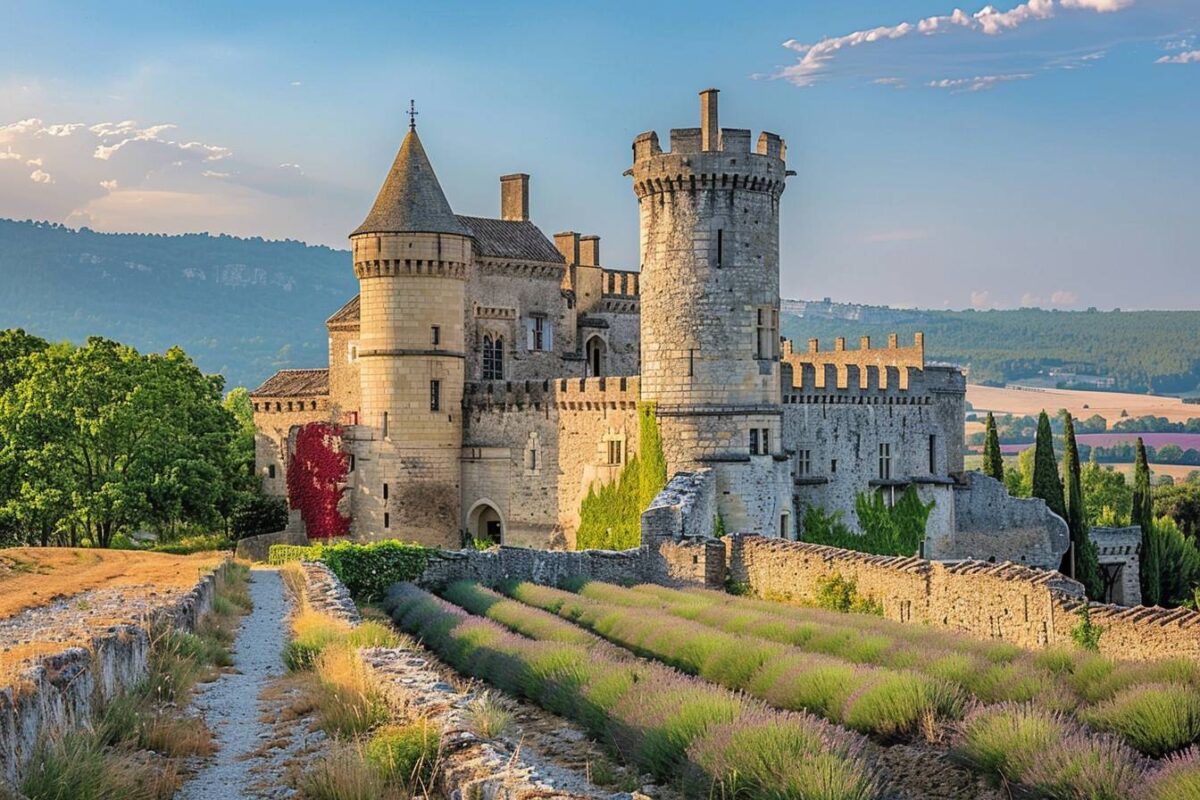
[726,534,1200,662]
[252,397,334,498]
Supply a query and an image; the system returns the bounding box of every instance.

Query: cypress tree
[983,412,1004,483]
[1031,410,1066,522]
[1133,437,1160,605]
[1062,412,1103,598]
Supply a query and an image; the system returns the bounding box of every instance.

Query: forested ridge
[782,303,1200,394]
[0,219,356,389]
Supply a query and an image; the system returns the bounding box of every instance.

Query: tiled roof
[251,368,329,397]
[326,295,360,327]
[457,215,565,264]
[352,128,469,238]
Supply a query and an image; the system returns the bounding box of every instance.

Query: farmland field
[385,579,1200,800]
[999,432,1200,455]
[967,384,1197,426]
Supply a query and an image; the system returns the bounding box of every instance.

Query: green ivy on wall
[576,402,667,551]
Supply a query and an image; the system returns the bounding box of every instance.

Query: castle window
[287,401,293,411]
[831,458,838,474]
[525,316,552,352]
[749,428,760,455]
[383,512,390,529]
[928,435,938,474]
[761,428,770,455]
[482,335,504,380]
[797,449,812,476]
[347,342,358,363]
[382,411,388,438]
[348,454,355,472]
[311,401,317,410]
[688,348,695,378]
[878,443,892,480]
[716,228,724,267]
[275,402,281,412]
[267,464,276,479]
[431,325,441,346]
[383,482,388,500]
[607,439,623,466]
[430,380,441,412]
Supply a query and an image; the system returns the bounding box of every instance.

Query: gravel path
[177,568,288,800]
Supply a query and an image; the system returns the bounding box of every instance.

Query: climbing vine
[286,422,350,539]
[576,402,666,551]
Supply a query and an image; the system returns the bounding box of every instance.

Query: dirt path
[177,568,291,800]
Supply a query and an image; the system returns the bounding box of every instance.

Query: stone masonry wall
[0,566,220,787]
[940,472,1070,570]
[726,534,1200,662]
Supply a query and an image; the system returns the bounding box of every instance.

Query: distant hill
[0,219,356,390]
[781,299,1200,395]
[3,219,1198,396]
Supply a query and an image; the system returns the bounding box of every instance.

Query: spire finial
[407,99,419,131]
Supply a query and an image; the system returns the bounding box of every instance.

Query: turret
[349,118,469,545]
[629,89,793,536]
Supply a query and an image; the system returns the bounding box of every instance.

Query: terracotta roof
[457,215,564,264]
[352,128,469,238]
[251,368,329,397]
[326,295,360,327]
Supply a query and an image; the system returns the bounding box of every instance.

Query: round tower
[630,88,793,536]
[350,120,470,546]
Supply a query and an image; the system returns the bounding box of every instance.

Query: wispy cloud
[928,73,1034,91]
[1051,290,1078,306]
[775,0,1136,88]
[1157,50,1200,64]
[29,168,52,184]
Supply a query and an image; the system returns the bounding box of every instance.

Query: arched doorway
[586,336,607,377]
[467,501,504,545]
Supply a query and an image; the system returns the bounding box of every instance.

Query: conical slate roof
[352,128,469,237]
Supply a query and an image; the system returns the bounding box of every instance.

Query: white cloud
[928,73,1034,91]
[29,169,52,184]
[26,157,42,167]
[1060,0,1133,11]
[1051,290,1078,306]
[201,170,230,178]
[1157,50,1200,64]
[872,77,907,88]
[290,81,302,87]
[1162,37,1195,51]
[99,179,118,190]
[970,289,994,309]
[1021,292,1043,306]
[776,0,1136,87]
[0,148,21,160]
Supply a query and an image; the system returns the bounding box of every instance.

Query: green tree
[0,338,237,547]
[1155,483,1200,539]
[1133,437,1160,605]
[1150,515,1200,609]
[982,412,1004,483]
[1081,457,1131,527]
[1031,411,1066,521]
[1062,413,1103,598]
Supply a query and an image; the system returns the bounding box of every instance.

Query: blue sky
[1,0,1197,309]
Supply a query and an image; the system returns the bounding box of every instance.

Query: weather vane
[407,99,418,131]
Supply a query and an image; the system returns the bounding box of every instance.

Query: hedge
[268,540,432,602]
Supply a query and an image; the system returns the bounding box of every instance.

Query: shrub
[312,645,389,737]
[957,704,1071,781]
[841,672,962,739]
[364,721,441,787]
[268,540,431,602]
[20,730,178,800]
[465,691,514,739]
[1071,606,1104,652]
[1021,732,1141,800]
[1139,747,1200,800]
[151,532,232,554]
[1085,683,1200,757]
[811,573,882,616]
[300,743,395,800]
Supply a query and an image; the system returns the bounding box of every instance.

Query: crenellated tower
[630,88,794,536]
[349,121,469,546]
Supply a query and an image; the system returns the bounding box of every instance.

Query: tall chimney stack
[500,173,530,222]
[700,88,720,152]
[554,231,580,265]
[579,235,600,267]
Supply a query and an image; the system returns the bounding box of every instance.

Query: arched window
[483,335,504,380]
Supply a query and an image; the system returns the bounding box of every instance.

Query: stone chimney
[554,231,579,265]
[500,173,529,222]
[579,235,600,267]
[700,88,720,152]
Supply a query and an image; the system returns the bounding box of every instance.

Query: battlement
[602,268,639,298]
[464,375,641,411]
[629,89,788,200]
[782,333,925,391]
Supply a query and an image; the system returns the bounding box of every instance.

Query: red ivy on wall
[287,422,350,539]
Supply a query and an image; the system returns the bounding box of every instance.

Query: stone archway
[467,500,504,545]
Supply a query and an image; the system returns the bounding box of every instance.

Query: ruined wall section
[251,390,334,498]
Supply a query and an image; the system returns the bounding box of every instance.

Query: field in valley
[966,384,1197,433]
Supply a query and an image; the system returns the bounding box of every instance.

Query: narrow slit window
[430,379,441,412]
[431,325,441,346]
[716,228,724,267]
[382,411,388,438]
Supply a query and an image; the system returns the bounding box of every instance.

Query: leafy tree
[1149,515,1200,609]
[1062,413,1103,598]
[1031,411,1066,522]
[983,412,1004,482]
[1081,457,1132,527]
[0,337,237,547]
[230,494,288,540]
[1154,483,1200,540]
[1133,437,1160,605]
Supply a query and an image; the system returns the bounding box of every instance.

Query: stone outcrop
[0,566,220,787]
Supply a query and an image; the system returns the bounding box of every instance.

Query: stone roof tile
[251,368,329,397]
[456,215,565,264]
[352,128,469,238]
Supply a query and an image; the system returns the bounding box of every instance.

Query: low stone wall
[726,534,1200,661]
[0,566,221,787]
[236,525,306,562]
[640,469,716,542]
[299,562,360,624]
[417,545,650,590]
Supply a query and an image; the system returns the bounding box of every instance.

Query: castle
[251,89,1068,565]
